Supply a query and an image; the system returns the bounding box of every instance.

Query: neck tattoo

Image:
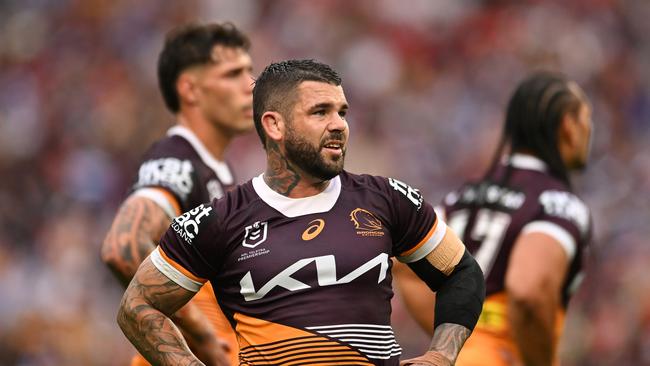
[264,140,302,196]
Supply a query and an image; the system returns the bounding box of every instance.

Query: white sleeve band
[520,221,576,262]
[150,248,203,292]
[132,188,178,219]
[398,221,448,263]
[433,205,446,222]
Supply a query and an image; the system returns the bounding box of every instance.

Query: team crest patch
[243,221,268,248]
[350,208,385,237]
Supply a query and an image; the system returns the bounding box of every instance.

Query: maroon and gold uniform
[129,125,238,366]
[152,171,448,365]
[440,154,592,366]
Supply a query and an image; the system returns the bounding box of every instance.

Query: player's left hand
[400,351,453,366]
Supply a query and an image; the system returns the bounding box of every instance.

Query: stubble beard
[284,127,346,181]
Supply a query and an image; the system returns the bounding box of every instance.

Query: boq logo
[172,204,213,245]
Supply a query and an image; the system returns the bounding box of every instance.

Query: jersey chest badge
[243,221,268,248]
[350,208,385,237]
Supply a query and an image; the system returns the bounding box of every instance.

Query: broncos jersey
[152,171,448,365]
[441,154,591,341]
[128,125,238,366]
[130,125,234,216]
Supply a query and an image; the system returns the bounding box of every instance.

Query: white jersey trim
[433,205,446,222]
[521,220,576,262]
[167,125,234,185]
[150,248,203,292]
[306,324,401,360]
[397,220,448,263]
[132,188,177,219]
[252,174,341,217]
[508,153,547,172]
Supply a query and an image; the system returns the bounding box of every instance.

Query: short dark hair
[157,22,250,113]
[486,71,585,185]
[252,59,342,148]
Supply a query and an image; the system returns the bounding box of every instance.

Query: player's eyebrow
[222,64,253,76]
[309,102,349,111]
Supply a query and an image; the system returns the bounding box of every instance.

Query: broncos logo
[350,208,385,237]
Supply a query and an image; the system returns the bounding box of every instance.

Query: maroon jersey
[130,125,235,216]
[151,171,447,365]
[128,125,240,366]
[441,154,591,307]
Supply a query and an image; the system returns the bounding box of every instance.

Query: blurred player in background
[395,72,593,366]
[116,59,485,366]
[101,22,254,366]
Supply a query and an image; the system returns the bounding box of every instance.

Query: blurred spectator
[0,0,648,364]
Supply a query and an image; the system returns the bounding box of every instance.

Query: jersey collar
[167,125,234,185]
[508,153,547,172]
[252,174,341,217]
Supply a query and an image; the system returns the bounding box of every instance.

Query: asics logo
[302,219,325,241]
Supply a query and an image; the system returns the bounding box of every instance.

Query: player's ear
[261,111,286,143]
[558,111,579,149]
[176,71,199,107]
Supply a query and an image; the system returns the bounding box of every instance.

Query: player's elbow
[116,291,135,334]
[100,236,121,269]
[506,275,554,312]
[452,252,486,303]
[100,234,137,286]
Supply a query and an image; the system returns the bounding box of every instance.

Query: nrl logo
[350,208,385,237]
[242,221,268,248]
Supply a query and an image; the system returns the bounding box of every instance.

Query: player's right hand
[400,351,453,366]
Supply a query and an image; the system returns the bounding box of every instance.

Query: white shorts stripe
[150,248,203,292]
[398,220,448,263]
[521,220,576,261]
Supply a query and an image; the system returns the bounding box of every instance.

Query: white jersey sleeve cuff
[150,248,203,292]
[433,205,446,222]
[397,220,448,263]
[521,220,576,262]
[132,188,178,219]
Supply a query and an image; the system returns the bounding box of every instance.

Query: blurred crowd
[0,0,648,365]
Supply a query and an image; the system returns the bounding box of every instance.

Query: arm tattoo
[429,323,471,363]
[118,258,204,366]
[102,195,172,286]
[264,140,302,196]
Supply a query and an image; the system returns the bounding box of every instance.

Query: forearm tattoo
[118,258,203,366]
[429,323,471,363]
[264,140,302,196]
[102,195,171,286]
